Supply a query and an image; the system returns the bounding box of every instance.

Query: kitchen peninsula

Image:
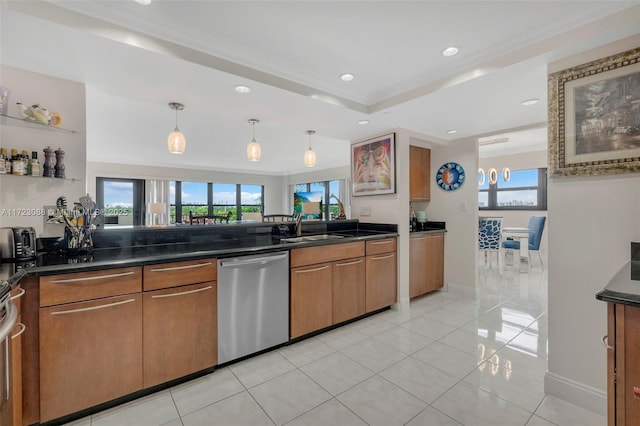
[7,220,433,425]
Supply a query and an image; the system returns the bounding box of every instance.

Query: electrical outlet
[360,206,371,216]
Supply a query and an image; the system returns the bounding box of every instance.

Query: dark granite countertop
[596,261,640,306]
[3,220,399,282]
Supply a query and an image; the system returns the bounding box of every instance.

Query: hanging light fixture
[304,130,316,167]
[167,102,186,154]
[488,168,498,185]
[502,166,511,182]
[246,119,261,161]
[478,168,486,186]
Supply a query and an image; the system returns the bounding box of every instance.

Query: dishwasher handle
[219,253,288,268]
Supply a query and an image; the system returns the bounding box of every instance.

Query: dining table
[503,226,531,272]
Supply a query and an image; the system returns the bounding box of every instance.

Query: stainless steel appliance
[0,227,36,260]
[0,282,17,418]
[217,251,289,364]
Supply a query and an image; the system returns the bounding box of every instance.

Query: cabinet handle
[335,259,364,267]
[149,262,212,272]
[371,254,394,261]
[10,288,25,301]
[601,334,613,350]
[50,298,135,315]
[295,265,330,274]
[50,271,135,283]
[411,236,426,241]
[634,387,640,400]
[370,240,392,245]
[11,323,25,340]
[151,285,212,299]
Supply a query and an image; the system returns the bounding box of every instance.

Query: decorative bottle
[0,148,6,174]
[30,151,40,177]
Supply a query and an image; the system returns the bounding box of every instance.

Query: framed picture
[548,46,640,177]
[351,133,396,196]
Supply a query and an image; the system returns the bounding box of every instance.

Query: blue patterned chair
[478,217,503,270]
[502,216,546,269]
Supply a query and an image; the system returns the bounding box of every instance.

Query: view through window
[294,180,341,219]
[478,168,547,210]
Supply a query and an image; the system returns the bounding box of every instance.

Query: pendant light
[488,168,498,185]
[246,119,261,161]
[478,168,486,186]
[304,130,316,167]
[167,102,186,154]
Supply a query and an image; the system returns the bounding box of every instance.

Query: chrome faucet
[295,212,303,236]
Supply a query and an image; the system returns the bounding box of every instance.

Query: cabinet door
[616,304,640,426]
[332,257,366,324]
[143,282,217,387]
[39,294,143,422]
[426,234,445,292]
[410,146,431,201]
[410,236,428,298]
[365,252,397,312]
[290,263,332,339]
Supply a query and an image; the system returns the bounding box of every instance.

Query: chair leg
[538,251,544,269]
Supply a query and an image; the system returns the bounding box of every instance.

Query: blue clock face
[436,162,465,191]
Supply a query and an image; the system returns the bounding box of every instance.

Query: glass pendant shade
[167,128,186,154]
[304,148,316,167]
[167,102,185,154]
[304,130,316,167]
[247,138,261,161]
[478,168,486,186]
[502,167,511,182]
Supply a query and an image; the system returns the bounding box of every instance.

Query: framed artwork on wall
[548,46,640,177]
[351,133,396,196]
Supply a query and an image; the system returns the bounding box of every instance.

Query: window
[478,168,547,210]
[294,180,342,219]
[96,177,145,226]
[170,181,263,223]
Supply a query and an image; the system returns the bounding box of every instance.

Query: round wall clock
[436,162,465,191]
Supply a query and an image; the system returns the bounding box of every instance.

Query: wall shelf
[0,173,81,182]
[0,113,77,134]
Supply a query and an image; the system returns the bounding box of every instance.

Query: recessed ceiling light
[340,73,355,82]
[358,120,369,125]
[134,0,152,5]
[447,129,457,134]
[441,46,460,57]
[234,85,251,93]
[521,98,539,106]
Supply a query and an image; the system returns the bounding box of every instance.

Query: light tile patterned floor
[63,262,606,426]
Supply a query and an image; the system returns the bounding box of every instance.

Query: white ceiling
[1,1,639,175]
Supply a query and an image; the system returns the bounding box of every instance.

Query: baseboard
[444,281,477,299]
[393,297,411,314]
[544,371,607,416]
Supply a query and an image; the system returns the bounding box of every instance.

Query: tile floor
[64,262,606,426]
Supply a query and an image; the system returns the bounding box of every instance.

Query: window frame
[171,182,263,223]
[479,167,547,211]
[96,177,145,226]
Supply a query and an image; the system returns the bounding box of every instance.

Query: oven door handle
[0,300,18,402]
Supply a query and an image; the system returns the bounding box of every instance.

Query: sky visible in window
[104,181,133,207]
[168,182,262,205]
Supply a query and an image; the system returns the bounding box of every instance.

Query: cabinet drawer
[143,258,217,291]
[40,267,142,307]
[291,242,365,268]
[365,238,397,255]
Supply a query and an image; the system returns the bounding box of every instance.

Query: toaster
[0,227,37,260]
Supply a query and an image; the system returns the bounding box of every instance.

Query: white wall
[429,137,479,296]
[0,65,86,237]
[480,150,549,264]
[86,162,287,216]
[545,35,640,414]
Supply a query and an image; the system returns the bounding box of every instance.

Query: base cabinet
[39,294,143,422]
[290,262,333,339]
[410,233,444,298]
[607,302,640,426]
[143,281,217,387]
[365,238,398,312]
[332,257,366,324]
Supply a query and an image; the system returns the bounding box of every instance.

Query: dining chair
[502,215,546,269]
[478,217,503,270]
[263,214,295,223]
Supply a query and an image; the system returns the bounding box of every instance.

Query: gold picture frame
[548,46,640,177]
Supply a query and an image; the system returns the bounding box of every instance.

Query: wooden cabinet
[410,145,431,201]
[606,302,640,426]
[290,262,333,339]
[410,233,445,298]
[290,242,365,338]
[142,258,217,387]
[332,257,366,324]
[365,238,398,312]
[38,268,143,422]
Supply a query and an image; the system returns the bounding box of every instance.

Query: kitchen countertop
[596,261,640,306]
[4,221,399,282]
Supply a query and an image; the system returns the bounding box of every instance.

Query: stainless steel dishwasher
[217,251,289,364]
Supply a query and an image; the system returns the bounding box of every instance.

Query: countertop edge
[596,261,640,307]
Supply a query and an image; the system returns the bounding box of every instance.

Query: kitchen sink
[280,234,345,243]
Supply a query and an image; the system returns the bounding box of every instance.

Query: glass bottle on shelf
[0,148,6,174]
[22,150,31,175]
[11,149,24,176]
[30,151,40,177]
